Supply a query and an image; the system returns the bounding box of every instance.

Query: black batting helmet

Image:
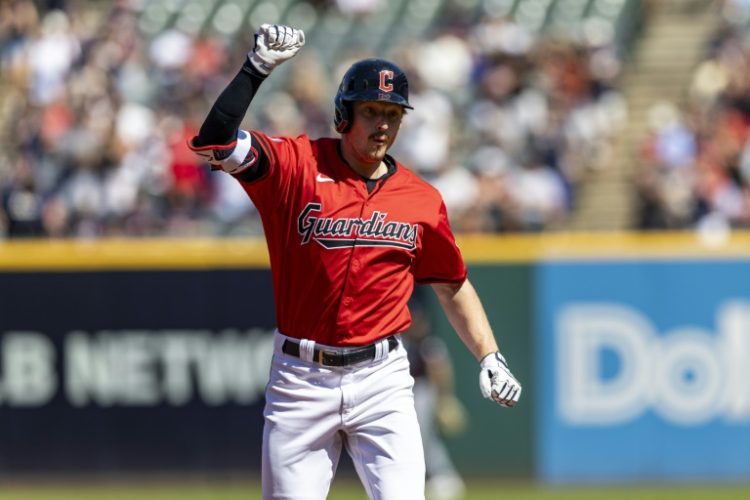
[334,58,413,133]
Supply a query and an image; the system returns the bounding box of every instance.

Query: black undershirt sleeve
[193,59,269,181]
[195,60,265,146]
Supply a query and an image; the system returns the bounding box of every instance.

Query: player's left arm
[189,24,305,180]
[432,280,497,360]
[432,280,522,408]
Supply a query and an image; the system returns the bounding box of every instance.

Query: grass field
[2,481,750,500]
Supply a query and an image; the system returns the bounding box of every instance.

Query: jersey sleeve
[236,131,311,213]
[413,201,467,284]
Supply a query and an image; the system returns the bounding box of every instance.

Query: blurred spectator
[635,19,750,230]
[0,0,635,239]
[334,0,384,16]
[721,0,750,25]
[27,9,80,105]
[1,155,45,237]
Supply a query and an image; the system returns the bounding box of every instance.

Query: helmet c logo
[378,70,394,92]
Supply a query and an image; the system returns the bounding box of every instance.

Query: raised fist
[248,24,305,75]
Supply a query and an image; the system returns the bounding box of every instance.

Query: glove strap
[247,52,273,76]
[480,351,507,369]
[242,57,269,79]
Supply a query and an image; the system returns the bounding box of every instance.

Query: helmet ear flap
[334,92,351,133]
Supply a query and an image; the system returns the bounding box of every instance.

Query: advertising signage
[536,260,750,483]
[0,269,276,473]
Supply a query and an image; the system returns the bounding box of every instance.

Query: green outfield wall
[423,264,534,478]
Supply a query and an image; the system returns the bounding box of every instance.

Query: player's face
[343,101,404,165]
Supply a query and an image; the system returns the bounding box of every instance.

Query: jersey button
[343,296,353,306]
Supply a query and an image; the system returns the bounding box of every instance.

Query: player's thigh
[263,423,344,500]
[347,355,426,499]
[349,393,425,499]
[262,354,344,499]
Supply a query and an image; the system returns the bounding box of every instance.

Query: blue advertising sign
[536,260,750,483]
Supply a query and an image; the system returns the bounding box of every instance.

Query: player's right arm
[188,24,305,180]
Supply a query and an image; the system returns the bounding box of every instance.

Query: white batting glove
[479,352,521,408]
[247,24,305,75]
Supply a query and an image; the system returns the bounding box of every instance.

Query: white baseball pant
[262,331,426,500]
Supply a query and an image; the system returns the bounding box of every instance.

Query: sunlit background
[8,0,748,238]
[1,0,750,498]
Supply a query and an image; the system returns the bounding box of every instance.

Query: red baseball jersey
[237,132,466,346]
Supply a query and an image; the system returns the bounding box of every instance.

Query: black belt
[281,336,398,366]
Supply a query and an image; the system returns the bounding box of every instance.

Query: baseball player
[188,24,522,500]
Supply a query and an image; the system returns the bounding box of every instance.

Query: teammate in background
[404,295,467,500]
[189,24,521,499]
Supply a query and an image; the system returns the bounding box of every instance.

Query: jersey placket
[334,179,386,338]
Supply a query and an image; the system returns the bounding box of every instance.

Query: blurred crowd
[635,0,750,231]
[0,0,629,238]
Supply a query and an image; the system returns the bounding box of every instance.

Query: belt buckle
[317,349,335,366]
